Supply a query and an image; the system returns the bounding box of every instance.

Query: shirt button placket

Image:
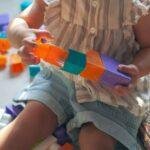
[92,0,98,8]
[90,27,96,34]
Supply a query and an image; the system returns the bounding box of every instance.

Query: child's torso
[42,0,150,116]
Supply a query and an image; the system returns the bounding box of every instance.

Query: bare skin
[0,0,149,149]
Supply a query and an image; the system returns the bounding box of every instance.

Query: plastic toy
[10,54,25,74]
[0,14,9,30]
[20,0,32,11]
[0,38,10,54]
[33,37,131,87]
[0,55,7,68]
[5,104,24,119]
[60,143,73,150]
[2,25,8,32]
[0,13,10,54]
[29,64,41,79]
[0,108,12,129]
[53,124,72,145]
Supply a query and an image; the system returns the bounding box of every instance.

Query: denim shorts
[13,67,144,150]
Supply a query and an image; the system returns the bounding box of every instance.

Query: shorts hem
[13,90,67,125]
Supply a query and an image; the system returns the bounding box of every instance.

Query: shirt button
[90,27,96,34]
[92,0,98,7]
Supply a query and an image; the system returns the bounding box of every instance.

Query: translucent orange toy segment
[60,143,73,150]
[34,37,68,67]
[80,50,105,81]
[0,39,10,54]
[10,54,24,74]
[34,43,50,60]
[45,44,68,67]
[0,55,7,68]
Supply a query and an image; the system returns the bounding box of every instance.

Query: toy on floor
[0,13,10,54]
[33,37,131,87]
[0,104,73,150]
[0,108,13,129]
[0,38,10,54]
[60,143,74,150]
[20,0,32,11]
[5,104,24,119]
[29,64,41,79]
[0,55,7,68]
[53,124,72,145]
[0,13,9,29]
[10,54,25,74]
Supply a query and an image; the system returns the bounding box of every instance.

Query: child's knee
[15,100,58,135]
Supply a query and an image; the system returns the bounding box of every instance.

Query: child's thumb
[31,29,54,40]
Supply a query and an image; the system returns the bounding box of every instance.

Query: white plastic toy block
[33,135,61,150]
[0,108,12,129]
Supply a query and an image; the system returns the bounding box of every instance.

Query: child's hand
[18,29,53,65]
[112,64,140,96]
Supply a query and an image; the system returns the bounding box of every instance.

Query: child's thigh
[14,68,75,125]
[79,122,117,150]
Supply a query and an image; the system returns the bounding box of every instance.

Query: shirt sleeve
[43,0,60,5]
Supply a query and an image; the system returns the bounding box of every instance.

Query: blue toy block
[20,0,32,11]
[0,14,9,30]
[29,64,41,78]
[62,49,86,74]
[5,104,24,119]
[0,31,7,38]
[53,124,72,145]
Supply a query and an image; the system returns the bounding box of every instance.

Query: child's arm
[8,0,47,48]
[8,0,52,64]
[113,14,150,96]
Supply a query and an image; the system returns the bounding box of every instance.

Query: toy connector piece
[10,54,25,74]
[5,104,24,119]
[0,55,7,68]
[29,64,41,79]
[62,49,86,74]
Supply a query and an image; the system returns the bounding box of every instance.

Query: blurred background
[0,0,33,107]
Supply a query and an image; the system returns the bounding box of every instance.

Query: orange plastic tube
[34,42,68,68]
[80,50,105,81]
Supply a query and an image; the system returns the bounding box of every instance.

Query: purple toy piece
[100,54,131,87]
[0,14,9,26]
[2,25,8,32]
[5,104,24,119]
[53,124,71,145]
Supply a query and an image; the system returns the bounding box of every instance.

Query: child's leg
[79,123,117,150]
[0,100,58,150]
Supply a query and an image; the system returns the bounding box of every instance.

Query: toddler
[0,0,150,149]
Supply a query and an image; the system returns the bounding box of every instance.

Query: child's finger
[113,84,133,96]
[33,29,55,39]
[22,37,37,48]
[118,64,139,76]
[114,85,128,96]
[21,53,40,65]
